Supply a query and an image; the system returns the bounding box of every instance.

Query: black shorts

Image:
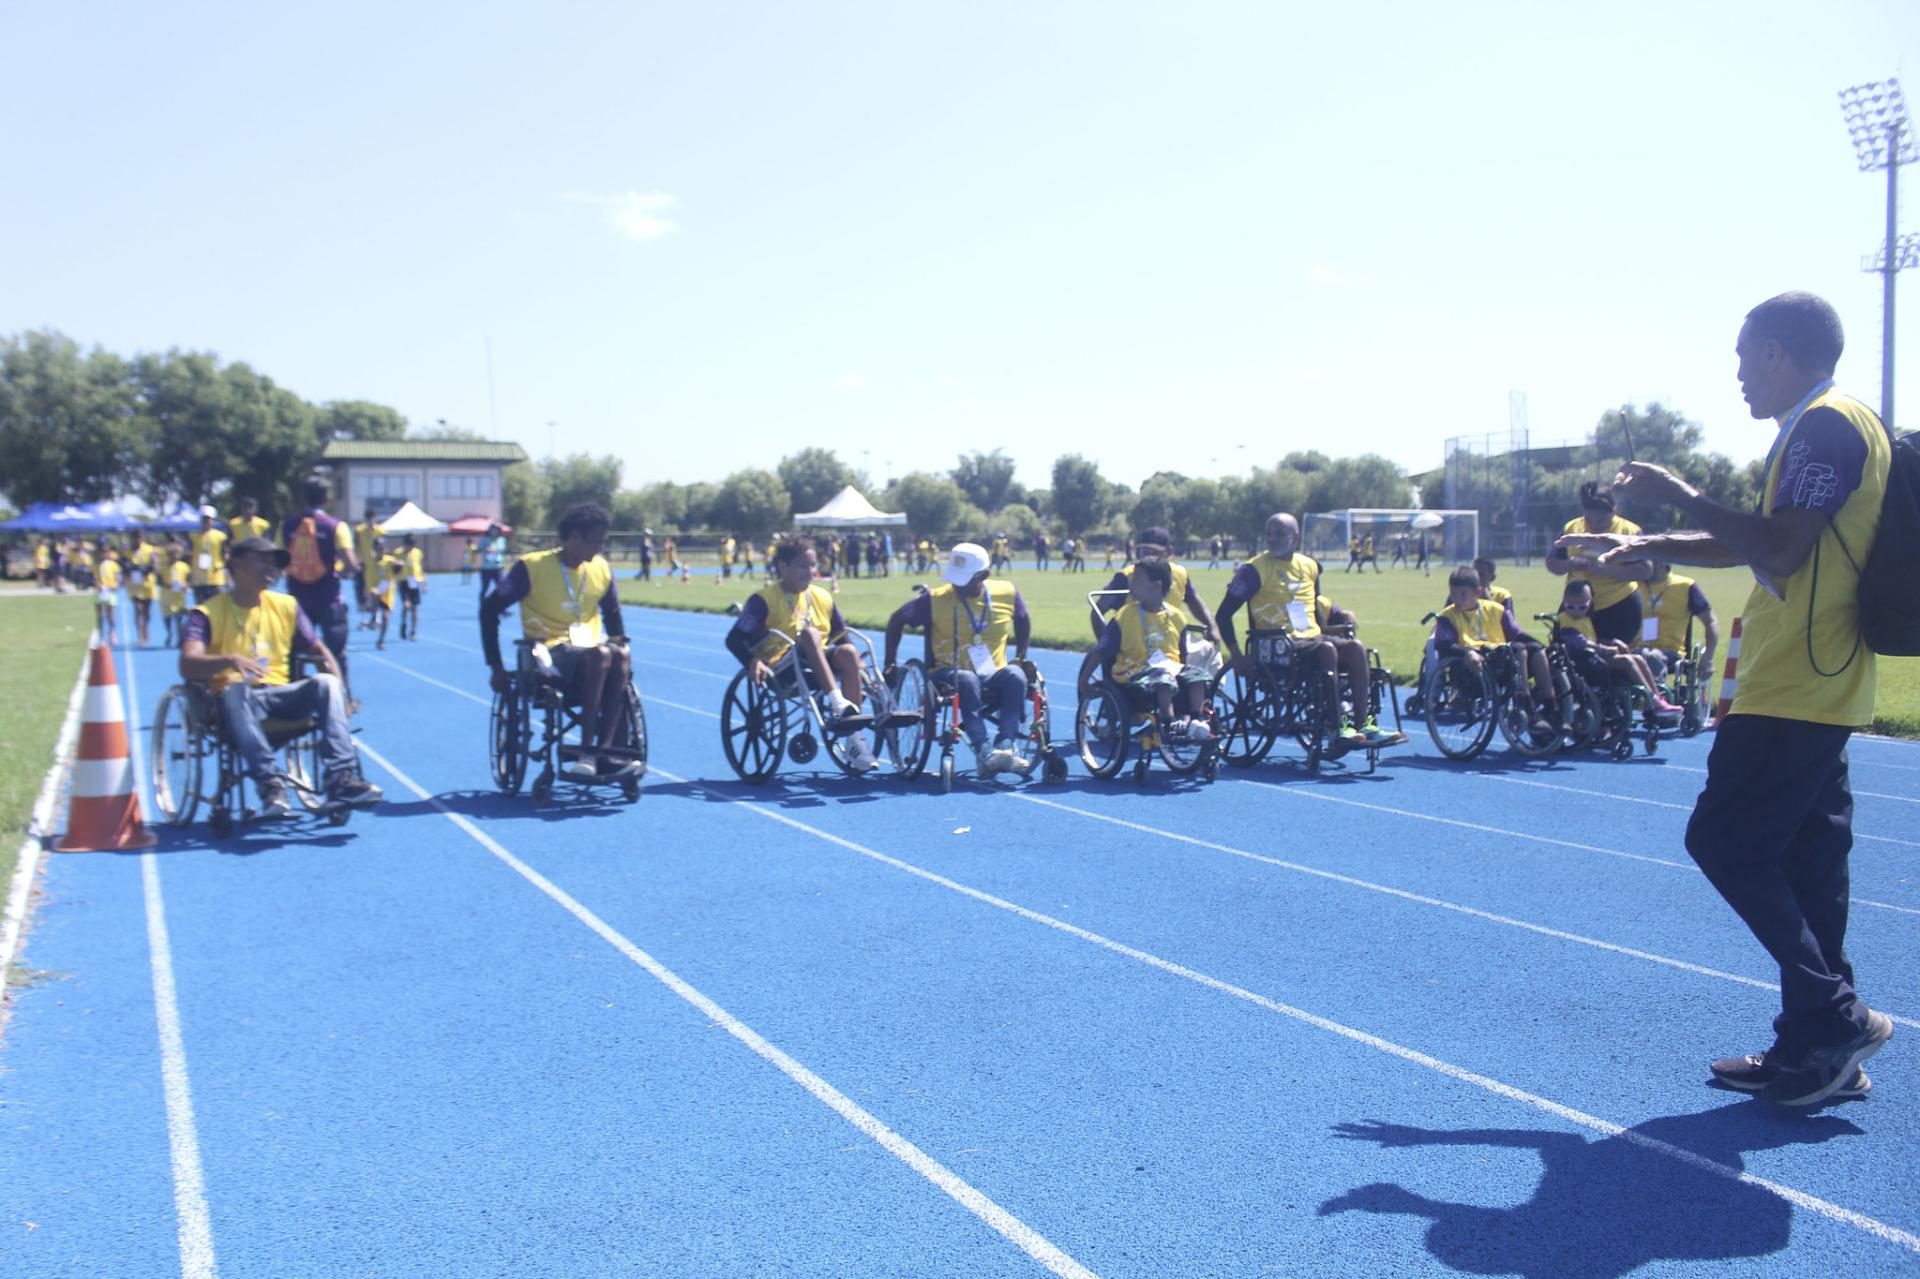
[1590,591,1643,645]
[399,582,421,605]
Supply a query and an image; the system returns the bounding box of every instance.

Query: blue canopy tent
[0,502,69,531]
[147,502,203,533]
[0,502,119,532]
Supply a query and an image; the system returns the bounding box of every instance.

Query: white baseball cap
[942,542,990,587]
[199,504,218,519]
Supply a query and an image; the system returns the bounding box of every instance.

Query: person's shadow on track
[379,788,633,823]
[1317,1102,1866,1278]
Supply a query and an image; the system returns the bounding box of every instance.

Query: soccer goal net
[1302,509,1480,567]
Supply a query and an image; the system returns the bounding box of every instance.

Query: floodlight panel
[1840,78,1917,170]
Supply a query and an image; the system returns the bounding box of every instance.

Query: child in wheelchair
[1634,560,1719,722]
[1094,558,1213,743]
[725,537,880,773]
[1556,579,1685,725]
[883,541,1040,778]
[1433,566,1561,738]
[480,502,642,781]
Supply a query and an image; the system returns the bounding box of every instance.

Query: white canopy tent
[793,486,907,528]
[375,501,448,535]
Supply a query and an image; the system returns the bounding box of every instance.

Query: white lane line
[120,622,220,1279]
[1469,772,1920,853]
[628,763,1920,1260]
[355,742,1095,1279]
[0,646,90,980]
[1657,762,1920,807]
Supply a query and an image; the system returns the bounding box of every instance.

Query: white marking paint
[356,742,1096,1279]
[119,621,220,1279]
[1659,763,1920,807]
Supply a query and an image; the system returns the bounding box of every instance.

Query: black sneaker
[1760,1011,1893,1106]
[256,781,293,822]
[1711,1052,1872,1099]
[327,774,385,809]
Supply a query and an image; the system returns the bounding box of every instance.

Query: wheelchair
[1534,614,1661,760]
[490,637,647,803]
[1643,618,1707,737]
[1076,625,1224,786]
[1210,625,1401,775]
[719,628,922,784]
[149,660,351,837]
[1419,636,1565,762]
[889,654,1069,793]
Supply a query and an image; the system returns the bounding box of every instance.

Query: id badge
[1286,600,1312,632]
[966,643,997,677]
[1641,617,1660,643]
[1148,648,1181,675]
[568,623,599,648]
[196,552,212,570]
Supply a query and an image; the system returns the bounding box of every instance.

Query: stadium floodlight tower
[1839,78,1919,429]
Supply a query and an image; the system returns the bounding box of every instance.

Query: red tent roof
[446,514,511,535]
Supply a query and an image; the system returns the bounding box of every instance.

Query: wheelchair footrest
[878,710,924,729]
[823,713,875,736]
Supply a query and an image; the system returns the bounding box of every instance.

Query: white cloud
[1307,265,1375,288]
[836,373,866,392]
[565,191,677,241]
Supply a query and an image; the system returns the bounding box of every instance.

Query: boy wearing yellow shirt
[127,529,161,647]
[93,549,122,644]
[190,505,229,603]
[161,547,193,647]
[1093,558,1211,743]
[227,496,270,544]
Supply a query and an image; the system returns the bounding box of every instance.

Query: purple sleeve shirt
[1775,407,1869,517]
[182,607,319,654]
[1224,563,1262,603]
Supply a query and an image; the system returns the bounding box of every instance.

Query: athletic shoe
[327,773,385,808]
[984,747,1016,776]
[1711,1052,1872,1098]
[1651,697,1685,725]
[255,781,293,821]
[1337,718,1368,743]
[563,757,599,780]
[597,757,642,780]
[1181,719,1213,743]
[1761,1011,1894,1106]
[1359,719,1406,746]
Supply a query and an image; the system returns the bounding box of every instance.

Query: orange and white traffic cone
[55,635,156,852]
[1708,616,1743,729]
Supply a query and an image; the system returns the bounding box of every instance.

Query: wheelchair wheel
[1210,666,1279,768]
[939,752,955,794]
[1042,752,1069,784]
[881,659,934,778]
[1155,699,1217,777]
[1424,654,1495,761]
[1075,683,1130,779]
[149,685,202,828]
[620,682,648,784]
[721,669,787,783]
[825,678,886,777]
[490,684,528,796]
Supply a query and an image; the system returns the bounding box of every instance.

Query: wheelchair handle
[1420,611,1438,625]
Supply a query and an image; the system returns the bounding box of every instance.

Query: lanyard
[1760,378,1835,487]
[559,558,584,620]
[958,585,994,637]
[780,587,809,633]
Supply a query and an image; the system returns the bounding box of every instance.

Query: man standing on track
[282,475,361,711]
[1560,291,1894,1107]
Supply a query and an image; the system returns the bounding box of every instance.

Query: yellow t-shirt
[127,544,161,600]
[228,515,270,543]
[190,528,229,587]
[1637,573,1701,654]
[193,591,301,694]
[33,543,50,570]
[1437,599,1508,650]
[406,547,425,585]
[1239,551,1322,638]
[1111,600,1194,683]
[95,558,122,592]
[162,559,191,613]
[1731,387,1890,727]
[924,580,1019,671]
[517,548,614,646]
[1555,610,1598,643]
[1560,515,1643,611]
[746,581,836,665]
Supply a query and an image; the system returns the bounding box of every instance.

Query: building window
[352,473,419,500]
[431,474,496,500]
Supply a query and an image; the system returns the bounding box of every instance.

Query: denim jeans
[938,664,1027,750]
[220,675,357,785]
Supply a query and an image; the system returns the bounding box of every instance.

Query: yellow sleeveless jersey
[1437,599,1507,649]
[163,560,191,612]
[1112,600,1194,682]
[1637,573,1700,654]
[1241,551,1322,638]
[190,528,229,587]
[1733,388,1890,727]
[747,581,837,664]
[195,590,301,694]
[1555,611,1598,643]
[127,544,160,600]
[925,580,1018,671]
[1484,583,1513,607]
[1561,515,1642,610]
[95,559,122,591]
[517,548,613,646]
[1109,561,1190,618]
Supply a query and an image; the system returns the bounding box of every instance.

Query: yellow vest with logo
[1437,599,1507,650]
[1241,551,1322,638]
[190,528,229,587]
[747,581,837,664]
[925,581,1018,671]
[1561,514,1642,610]
[1637,573,1700,654]
[1733,388,1889,727]
[1112,600,1194,682]
[1555,610,1597,643]
[195,590,301,694]
[518,548,613,646]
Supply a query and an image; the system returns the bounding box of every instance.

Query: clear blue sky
[4,1,1917,493]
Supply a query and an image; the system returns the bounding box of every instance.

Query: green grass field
[623,558,1920,738]
[0,595,95,900]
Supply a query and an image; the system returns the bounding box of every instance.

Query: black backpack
[1856,429,1920,656]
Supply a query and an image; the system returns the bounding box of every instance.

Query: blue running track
[4,589,1920,1277]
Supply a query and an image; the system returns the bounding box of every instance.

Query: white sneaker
[1183,720,1213,743]
[985,747,1016,775]
[563,758,598,779]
